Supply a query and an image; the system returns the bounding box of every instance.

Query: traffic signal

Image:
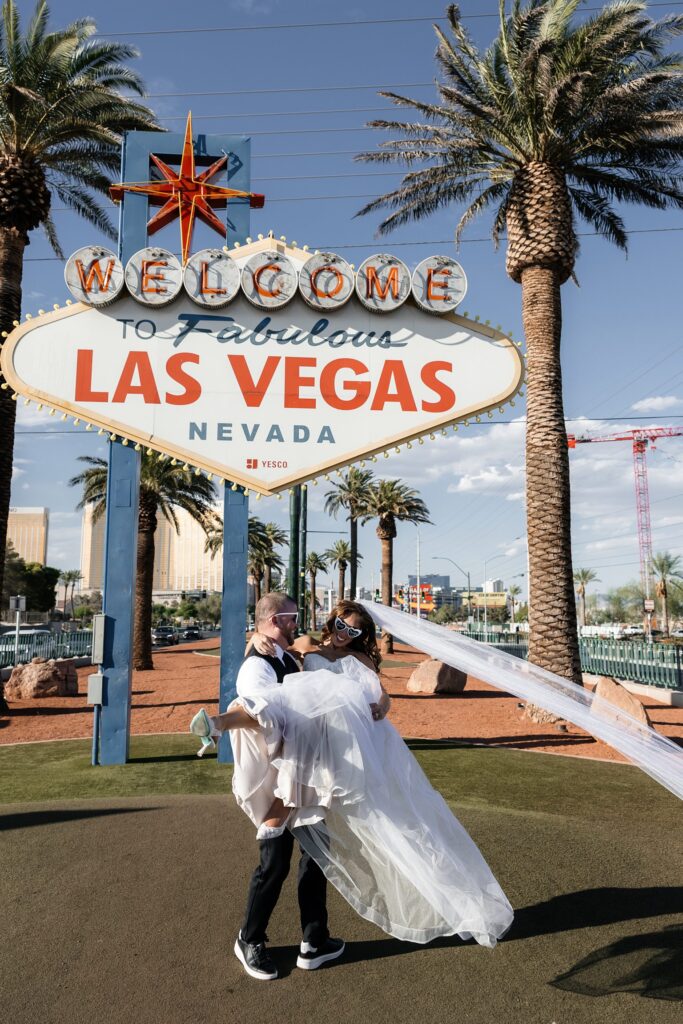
[374,589,380,601]
[398,588,404,599]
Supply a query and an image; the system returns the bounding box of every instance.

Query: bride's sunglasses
[334,616,363,639]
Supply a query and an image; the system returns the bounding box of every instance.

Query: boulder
[593,675,652,728]
[4,657,79,700]
[407,658,467,694]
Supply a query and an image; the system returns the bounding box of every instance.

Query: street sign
[9,596,26,612]
[644,599,655,612]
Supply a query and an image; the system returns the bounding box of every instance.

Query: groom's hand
[369,702,387,721]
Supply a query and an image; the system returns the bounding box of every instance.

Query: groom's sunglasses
[334,616,363,639]
[272,612,299,623]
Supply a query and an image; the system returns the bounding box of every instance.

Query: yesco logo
[64,245,467,316]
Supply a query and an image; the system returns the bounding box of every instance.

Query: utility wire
[15,418,683,435]
[97,5,683,38]
[145,83,435,99]
[20,224,683,262]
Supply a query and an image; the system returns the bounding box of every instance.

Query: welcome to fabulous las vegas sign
[0,115,524,497]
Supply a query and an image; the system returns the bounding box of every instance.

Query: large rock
[407,658,467,694]
[593,675,652,728]
[4,657,79,700]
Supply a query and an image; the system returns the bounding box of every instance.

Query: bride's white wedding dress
[229,652,514,948]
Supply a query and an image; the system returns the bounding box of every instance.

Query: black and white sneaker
[296,937,345,971]
[234,932,278,981]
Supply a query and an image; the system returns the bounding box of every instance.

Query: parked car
[180,626,202,641]
[0,628,55,663]
[151,626,179,646]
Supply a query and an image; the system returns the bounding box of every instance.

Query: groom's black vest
[245,647,300,684]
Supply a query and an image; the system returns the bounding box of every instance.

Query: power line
[20,224,683,262]
[156,106,394,122]
[97,5,683,38]
[145,83,435,100]
[14,418,683,435]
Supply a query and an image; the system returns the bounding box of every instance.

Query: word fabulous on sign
[65,244,467,315]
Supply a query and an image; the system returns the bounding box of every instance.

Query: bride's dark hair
[321,600,382,671]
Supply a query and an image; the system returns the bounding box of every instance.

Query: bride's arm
[371,682,391,720]
[349,652,391,720]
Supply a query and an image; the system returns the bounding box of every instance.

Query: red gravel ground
[1,639,682,762]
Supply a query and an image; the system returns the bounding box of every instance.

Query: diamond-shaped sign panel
[0,240,523,495]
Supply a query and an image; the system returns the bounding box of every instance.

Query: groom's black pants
[241,827,329,946]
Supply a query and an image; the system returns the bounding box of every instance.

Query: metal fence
[460,632,683,690]
[0,630,93,669]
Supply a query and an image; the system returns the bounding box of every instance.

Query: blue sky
[9,0,683,599]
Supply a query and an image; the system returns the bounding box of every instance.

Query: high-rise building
[484,578,505,593]
[7,507,49,564]
[79,503,223,594]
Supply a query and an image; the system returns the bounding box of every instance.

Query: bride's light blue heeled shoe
[190,708,218,757]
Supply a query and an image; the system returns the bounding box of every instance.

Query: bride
[191,599,514,949]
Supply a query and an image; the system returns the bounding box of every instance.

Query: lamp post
[432,556,471,620]
[483,553,506,632]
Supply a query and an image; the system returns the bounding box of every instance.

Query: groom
[230,592,344,981]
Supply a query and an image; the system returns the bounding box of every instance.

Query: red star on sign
[110,112,265,264]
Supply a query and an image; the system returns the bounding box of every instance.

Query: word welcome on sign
[2,238,523,495]
[65,244,467,315]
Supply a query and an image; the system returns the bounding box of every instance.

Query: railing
[459,632,683,690]
[0,631,93,669]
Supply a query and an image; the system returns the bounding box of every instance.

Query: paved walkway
[2,768,682,1024]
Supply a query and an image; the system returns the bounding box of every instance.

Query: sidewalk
[1,640,682,762]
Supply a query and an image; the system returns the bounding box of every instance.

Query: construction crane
[567,427,683,604]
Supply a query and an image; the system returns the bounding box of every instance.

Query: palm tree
[508,583,522,624]
[356,1,683,683]
[0,1,158,604]
[70,452,217,669]
[361,480,431,653]
[204,514,282,603]
[574,568,600,629]
[305,552,328,631]
[651,552,683,637]
[324,468,374,599]
[263,522,288,594]
[68,570,83,619]
[324,539,361,602]
[58,569,73,618]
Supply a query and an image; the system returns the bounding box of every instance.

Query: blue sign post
[97,126,253,765]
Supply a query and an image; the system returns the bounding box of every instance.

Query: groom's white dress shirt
[236,643,295,702]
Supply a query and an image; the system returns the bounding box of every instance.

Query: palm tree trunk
[338,565,346,602]
[380,536,394,655]
[310,571,317,630]
[349,517,358,599]
[660,588,669,637]
[133,494,157,671]
[0,228,26,609]
[254,575,262,606]
[0,229,27,715]
[580,592,586,630]
[263,565,271,594]
[522,266,581,685]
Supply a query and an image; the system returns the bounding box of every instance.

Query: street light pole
[432,556,471,620]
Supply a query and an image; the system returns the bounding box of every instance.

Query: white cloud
[631,395,683,412]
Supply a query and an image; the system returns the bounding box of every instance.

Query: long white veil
[361,602,683,802]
